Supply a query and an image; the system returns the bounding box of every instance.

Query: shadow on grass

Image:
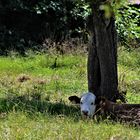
[0,94,80,119]
[2,94,139,127]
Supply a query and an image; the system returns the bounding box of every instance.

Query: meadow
[0,47,140,140]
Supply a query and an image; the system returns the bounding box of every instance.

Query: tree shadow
[0,94,80,119]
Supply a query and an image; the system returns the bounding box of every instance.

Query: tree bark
[88,1,118,101]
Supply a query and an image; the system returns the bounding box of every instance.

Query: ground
[0,48,140,140]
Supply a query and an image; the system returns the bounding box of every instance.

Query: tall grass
[0,48,139,139]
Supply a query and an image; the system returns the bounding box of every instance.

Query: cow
[68,92,140,121]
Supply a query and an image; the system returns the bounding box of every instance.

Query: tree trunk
[88,1,118,101]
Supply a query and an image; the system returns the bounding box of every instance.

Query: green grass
[0,112,139,140]
[0,48,140,140]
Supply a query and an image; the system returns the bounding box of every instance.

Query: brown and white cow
[69,92,140,119]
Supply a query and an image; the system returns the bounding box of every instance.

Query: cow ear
[68,96,81,104]
[95,96,106,105]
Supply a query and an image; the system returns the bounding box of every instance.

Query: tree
[86,0,139,97]
[87,0,122,101]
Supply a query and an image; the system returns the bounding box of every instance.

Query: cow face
[69,92,96,118]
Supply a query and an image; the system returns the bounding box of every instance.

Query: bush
[116,5,140,47]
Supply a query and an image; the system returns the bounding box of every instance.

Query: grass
[0,48,140,140]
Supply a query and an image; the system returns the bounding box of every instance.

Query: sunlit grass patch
[0,112,139,140]
[118,48,140,69]
[0,48,140,139]
[118,48,140,95]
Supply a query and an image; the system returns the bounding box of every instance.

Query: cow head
[69,92,97,118]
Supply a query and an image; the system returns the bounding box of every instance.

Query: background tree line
[0,0,139,55]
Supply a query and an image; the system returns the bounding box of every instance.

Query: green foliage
[0,0,90,54]
[116,5,140,47]
[1,0,139,53]
[80,0,140,47]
